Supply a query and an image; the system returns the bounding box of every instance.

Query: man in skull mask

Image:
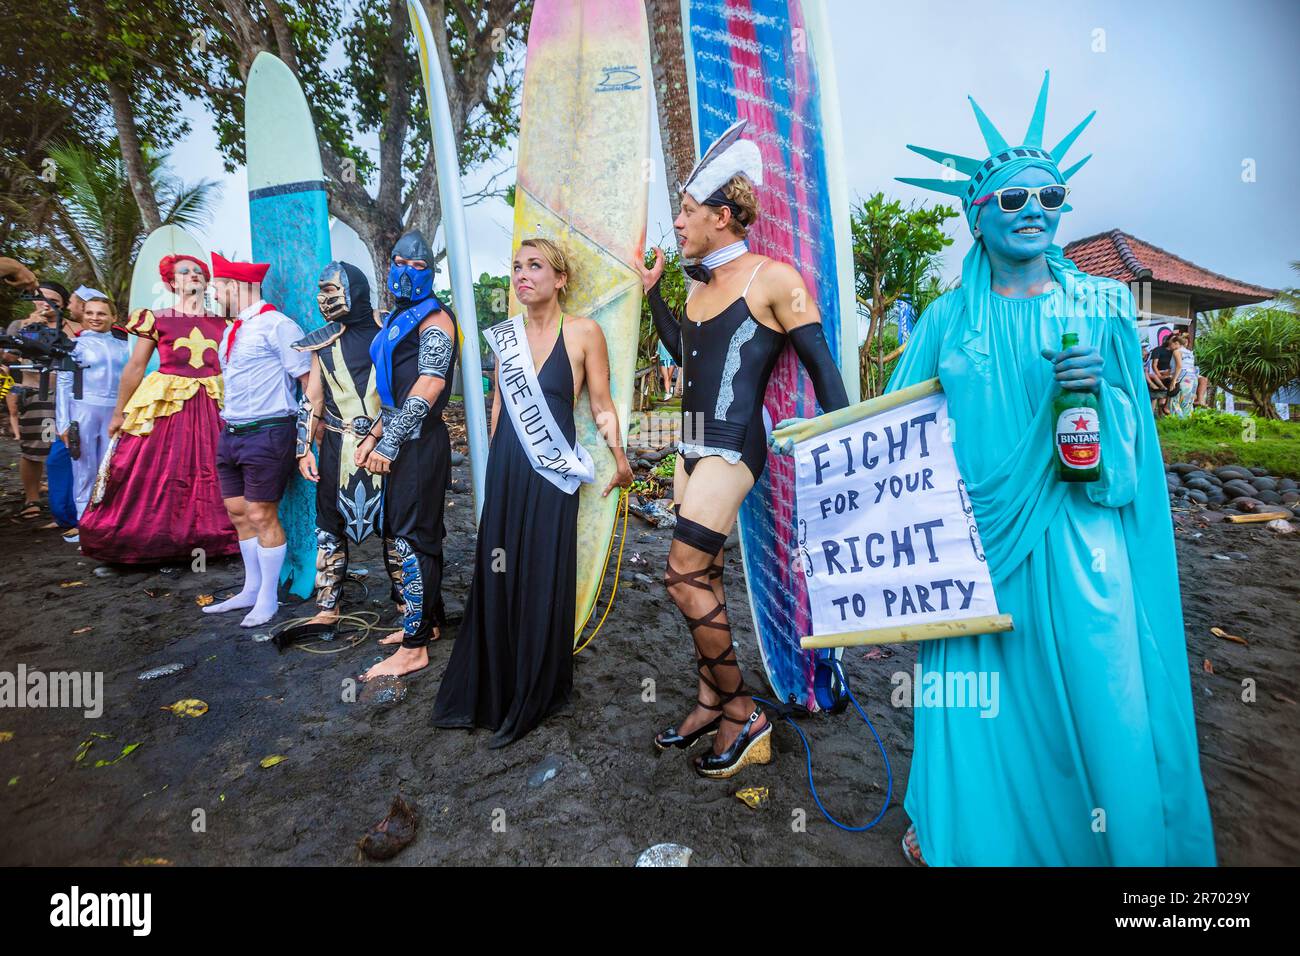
[357,231,459,680]
[292,261,385,631]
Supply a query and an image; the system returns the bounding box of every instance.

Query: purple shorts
[217,422,296,502]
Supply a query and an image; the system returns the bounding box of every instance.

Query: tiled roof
[1063,229,1276,308]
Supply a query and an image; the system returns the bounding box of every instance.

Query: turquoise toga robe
[886,271,1216,866]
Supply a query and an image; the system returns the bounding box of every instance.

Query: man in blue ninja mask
[357,230,460,680]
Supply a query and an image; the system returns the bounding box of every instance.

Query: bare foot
[306,609,339,627]
[379,625,438,646]
[902,824,928,866]
[361,645,428,681]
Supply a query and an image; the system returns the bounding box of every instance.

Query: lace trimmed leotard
[650,259,850,482]
[677,262,786,481]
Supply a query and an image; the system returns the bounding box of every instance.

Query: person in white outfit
[55,295,131,527]
[202,253,311,628]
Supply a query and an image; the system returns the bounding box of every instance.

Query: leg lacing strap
[708,562,726,609]
[696,640,752,724]
[665,561,730,634]
[665,560,748,721]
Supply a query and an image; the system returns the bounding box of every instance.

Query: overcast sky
[172,0,1299,296]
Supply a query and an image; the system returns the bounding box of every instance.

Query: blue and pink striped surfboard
[682,0,858,709]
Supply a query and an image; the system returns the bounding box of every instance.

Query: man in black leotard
[636,122,850,778]
[356,231,459,681]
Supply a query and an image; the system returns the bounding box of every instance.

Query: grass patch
[1156,409,1300,477]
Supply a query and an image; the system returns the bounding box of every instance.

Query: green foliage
[38,140,218,310]
[1194,307,1300,419]
[438,272,509,364]
[652,453,677,480]
[637,243,686,372]
[1156,409,1300,477]
[851,192,959,397]
[200,1,529,196]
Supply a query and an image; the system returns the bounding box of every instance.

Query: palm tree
[42,141,219,309]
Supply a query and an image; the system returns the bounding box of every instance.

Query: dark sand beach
[1,403,1296,866]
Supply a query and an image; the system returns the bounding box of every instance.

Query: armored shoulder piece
[292,321,345,352]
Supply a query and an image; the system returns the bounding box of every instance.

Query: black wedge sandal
[690,625,772,779]
[695,708,772,778]
[655,561,732,752]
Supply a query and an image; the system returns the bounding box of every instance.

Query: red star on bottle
[1072,416,1091,430]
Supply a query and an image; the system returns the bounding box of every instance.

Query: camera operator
[3,280,76,519]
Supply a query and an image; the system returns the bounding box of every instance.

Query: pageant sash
[485,314,595,495]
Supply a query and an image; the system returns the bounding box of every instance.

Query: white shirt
[217,300,311,424]
[54,330,132,431]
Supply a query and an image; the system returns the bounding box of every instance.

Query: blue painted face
[975,166,1063,263]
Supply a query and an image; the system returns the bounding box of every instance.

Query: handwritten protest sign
[774,379,1012,648]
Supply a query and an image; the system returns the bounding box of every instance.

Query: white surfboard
[406,0,489,521]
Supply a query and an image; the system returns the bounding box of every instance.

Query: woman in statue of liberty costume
[780,73,1215,865]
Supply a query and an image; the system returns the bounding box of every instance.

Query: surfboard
[130,224,207,374]
[681,0,858,710]
[244,51,332,600]
[406,0,490,523]
[512,0,650,642]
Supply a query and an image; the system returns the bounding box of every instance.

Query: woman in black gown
[432,238,632,747]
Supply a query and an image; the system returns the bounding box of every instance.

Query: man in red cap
[204,252,312,627]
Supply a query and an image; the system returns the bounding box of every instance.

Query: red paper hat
[211,251,270,284]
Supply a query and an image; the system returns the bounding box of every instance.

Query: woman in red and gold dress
[79,254,238,563]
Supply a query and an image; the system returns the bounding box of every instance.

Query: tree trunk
[88,1,163,231]
[103,76,162,232]
[646,0,695,220]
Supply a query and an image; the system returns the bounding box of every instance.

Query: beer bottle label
[1056,407,1100,469]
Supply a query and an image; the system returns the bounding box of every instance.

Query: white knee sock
[204,537,261,613]
[241,543,286,628]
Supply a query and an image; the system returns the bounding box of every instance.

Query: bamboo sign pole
[783,377,1015,651]
[801,614,1014,649]
[771,377,943,447]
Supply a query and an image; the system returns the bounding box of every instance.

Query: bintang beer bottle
[1053,332,1101,482]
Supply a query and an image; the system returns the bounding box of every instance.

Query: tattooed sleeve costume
[293,261,383,613]
[368,231,459,648]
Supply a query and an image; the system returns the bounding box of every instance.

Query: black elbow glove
[789,323,849,413]
[648,280,682,365]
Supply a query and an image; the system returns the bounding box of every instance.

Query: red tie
[224,302,276,362]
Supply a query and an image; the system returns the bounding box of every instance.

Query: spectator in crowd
[3,280,75,519]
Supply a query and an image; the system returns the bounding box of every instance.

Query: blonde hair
[720,174,760,236]
[518,237,571,302]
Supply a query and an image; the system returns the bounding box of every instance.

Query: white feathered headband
[682,120,763,216]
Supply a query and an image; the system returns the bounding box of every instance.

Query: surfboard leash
[573,488,631,655]
[266,610,386,654]
[755,658,894,833]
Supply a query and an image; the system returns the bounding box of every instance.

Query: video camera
[0,298,82,400]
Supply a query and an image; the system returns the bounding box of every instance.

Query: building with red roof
[1063,229,1276,347]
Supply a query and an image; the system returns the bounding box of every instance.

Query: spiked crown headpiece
[896,71,1094,223]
